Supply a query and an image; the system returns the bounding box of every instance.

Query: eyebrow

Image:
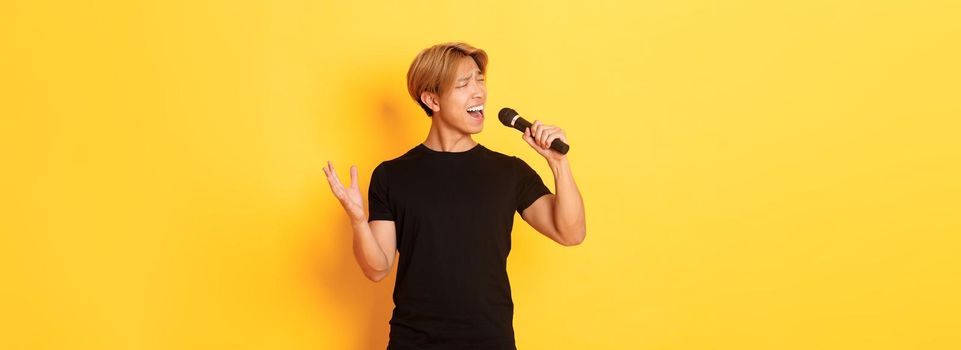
[458,70,484,82]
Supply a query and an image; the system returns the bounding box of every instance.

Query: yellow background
[2,0,959,349]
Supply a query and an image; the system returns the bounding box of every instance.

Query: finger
[327,162,346,189]
[541,131,552,148]
[546,128,559,147]
[329,163,342,182]
[325,174,345,198]
[538,126,553,147]
[323,163,336,184]
[532,122,543,146]
[545,131,563,149]
[539,125,556,147]
[331,185,346,200]
[523,127,539,148]
[322,172,342,197]
[555,130,567,144]
[350,165,359,189]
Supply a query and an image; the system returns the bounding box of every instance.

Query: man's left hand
[523,120,568,163]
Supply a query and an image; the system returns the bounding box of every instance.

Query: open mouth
[467,104,485,120]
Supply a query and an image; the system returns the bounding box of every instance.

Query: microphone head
[498,107,518,127]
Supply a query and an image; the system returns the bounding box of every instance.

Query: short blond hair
[406,42,488,116]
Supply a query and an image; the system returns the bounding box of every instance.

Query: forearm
[548,158,586,244]
[350,219,390,273]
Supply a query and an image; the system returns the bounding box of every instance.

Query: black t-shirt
[368,143,552,350]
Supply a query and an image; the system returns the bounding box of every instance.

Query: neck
[423,117,477,152]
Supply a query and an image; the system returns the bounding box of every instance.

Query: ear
[420,91,441,114]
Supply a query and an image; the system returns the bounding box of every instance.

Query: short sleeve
[367,163,394,222]
[514,157,552,215]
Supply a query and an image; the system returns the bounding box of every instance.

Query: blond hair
[406,42,488,116]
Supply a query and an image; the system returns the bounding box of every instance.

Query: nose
[472,81,486,99]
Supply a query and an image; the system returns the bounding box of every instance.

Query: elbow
[368,275,386,283]
[562,237,585,247]
[556,216,586,247]
[365,269,389,283]
[560,229,586,247]
[362,263,391,283]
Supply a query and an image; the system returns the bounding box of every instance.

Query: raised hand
[523,120,569,163]
[322,160,367,223]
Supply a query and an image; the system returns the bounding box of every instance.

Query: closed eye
[458,78,484,88]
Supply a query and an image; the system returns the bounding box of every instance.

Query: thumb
[523,127,535,145]
[523,127,541,150]
[349,165,359,189]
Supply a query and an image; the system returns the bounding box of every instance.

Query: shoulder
[478,145,540,169]
[373,144,427,172]
[478,146,541,179]
[478,145,522,164]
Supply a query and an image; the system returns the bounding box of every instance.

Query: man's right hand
[322,160,367,223]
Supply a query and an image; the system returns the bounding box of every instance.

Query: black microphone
[498,107,570,155]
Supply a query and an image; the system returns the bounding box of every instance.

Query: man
[322,42,586,349]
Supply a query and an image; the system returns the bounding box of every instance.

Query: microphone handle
[550,138,571,155]
[512,117,570,155]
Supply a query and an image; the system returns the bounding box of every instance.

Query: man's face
[436,57,487,134]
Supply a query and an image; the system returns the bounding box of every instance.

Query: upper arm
[520,194,569,246]
[367,162,397,277]
[369,220,397,278]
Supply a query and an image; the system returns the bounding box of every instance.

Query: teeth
[467,104,485,112]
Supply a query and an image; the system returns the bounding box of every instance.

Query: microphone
[498,107,570,155]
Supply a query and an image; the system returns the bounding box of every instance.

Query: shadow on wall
[310,65,423,349]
